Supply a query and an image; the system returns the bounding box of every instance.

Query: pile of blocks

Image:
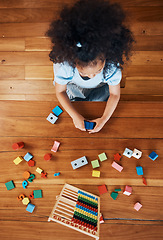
[47,105,63,124]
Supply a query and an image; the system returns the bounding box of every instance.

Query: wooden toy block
[111,161,123,172]
[148,151,158,161]
[48,183,100,240]
[22,197,30,205]
[27,159,35,167]
[98,153,107,162]
[44,153,52,161]
[114,188,121,192]
[28,173,35,182]
[23,171,31,179]
[71,156,88,170]
[22,180,28,189]
[84,120,96,130]
[123,185,132,196]
[92,170,100,178]
[99,213,104,223]
[12,142,24,150]
[123,148,133,158]
[46,113,58,124]
[132,148,142,159]
[33,189,42,198]
[136,166,143,175]
[36,167,43,174]
[98,185,108,195]
[114,153,121,161]
[5,180,15,190]
[17,194,25,201]
[41,172,47,178]
[110,192,118,200]
[29,192,34,199]
[24,152,33,162]
[51,141,60,152]
[91,160,100,169]
[52,105,63,117]
[26,203,35,213]
[134,202,142,211]
[13,156,24,165]
[54,172,60,176]
[142,177,147,186]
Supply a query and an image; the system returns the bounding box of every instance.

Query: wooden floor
[0,0,163,239]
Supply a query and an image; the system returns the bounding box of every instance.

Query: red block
[98,184,108,195]
[12,142,24,150]
[142,177,147,185]
[27,159,35,167]
[41,172,47,178]
[114,153,121,161]
[44,153,52,161]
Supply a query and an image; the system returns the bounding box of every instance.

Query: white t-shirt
[53,62,122,89]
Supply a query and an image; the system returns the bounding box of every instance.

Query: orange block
[23,171,31,179]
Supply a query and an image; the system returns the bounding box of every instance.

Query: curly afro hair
[46,0,134,72]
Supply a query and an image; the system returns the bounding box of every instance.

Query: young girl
[46,0,134,133]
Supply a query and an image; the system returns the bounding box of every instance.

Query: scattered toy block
[132,148,142,159]
[44,153,52,161]
[91,159,100,169]
[111,192,118,200]
[134,202,142,211]
[41,172,47,178]
[142,177,147,186]
[27,159,35,167]
[92,170,100,178]
[12,142,24,150]
[28,173,35,182]
[98,185,108,195]
[148,151,158,161]
[51,141,60,152]
[24,152,33,162]
[98,152,107,162]
[111,161,123,172]
[26,203,35,213]
[54,172,60,177]
[22,180,28,189]
[71,156,88,170]
[52,105,63,117]
[136,166,143,176]
[33,189,42,199]
[22,197,30,205]
[36,167,43,174]
[123,185,132,196]
[47,113,58,124]
[23,171,31,179]
[114,188,121,192]
[29,192,34,199]
[13,156,24,165]
[17,194,25,201]
[123,148,133,158]
[5,180,15,190]
[99,213,104,223]
[114,153,121,161]
[84,120,96,130]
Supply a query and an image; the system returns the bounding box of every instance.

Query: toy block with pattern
[132,148,142,159]
[27,159,35,167]
[92,170,100,178]
[91,160,100,169]
[98,185,108,195]
[26,203,35,213]
[24,152,33,162]
[13,156,24,165]
[136,166,143,175]
[52,105,63,117]
[22,197,30,205]
[33,189,42,199]
[111,161,123,172]
[36,167,43,174]
[51,141,60,152]
[98,152,107,162]
[123,148,133,158]
[71,156,88,170]
[44,153,52,161]
[114,153,121,161]
[148,151,158,161]
[134,202,142,211]
[5,180,15,190]
[46,113,58,124]
[110,192,118,200]
[123,185,132,196]
[12,142,24,150]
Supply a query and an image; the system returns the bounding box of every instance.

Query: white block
[46,113,58,124]
[123,148,133,158]
[132,148,142,159]
[71,156,88,170]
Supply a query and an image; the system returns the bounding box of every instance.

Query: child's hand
[88,118,106,133]
[72,115,86,131]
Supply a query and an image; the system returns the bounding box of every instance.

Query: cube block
[5,180,15,190]
[148,151,158,161]
[92,170,100,178]
[33,189,42,199]
[111,192,118,200]
[134,202,142,211]
[98,185,108,195]
[13,156,24,165]
[52,106,63,117]
[84,120,96,130]
[24,152,33,162]
[123,185,132,196]
[26,203,35,213]
[46,113,58,124]
[123,148,133,158]
[91,160,100,169]
[98,152,107,162]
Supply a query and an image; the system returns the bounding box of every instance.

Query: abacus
[48,183,100,239]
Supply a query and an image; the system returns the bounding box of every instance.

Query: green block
[114,188,121,192]
[33,189,42,198]
[111,192,118,200]
[98,153,107,162]
[5,180,15,190]
[91,160,100,169]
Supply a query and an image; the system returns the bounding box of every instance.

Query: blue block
[54,172,60,176]
[149,151,158,161]
[24,152,33,162]
[136,166,143,175]
[26,203,35,213]
[52,106,63,117]
[84,120,96,130]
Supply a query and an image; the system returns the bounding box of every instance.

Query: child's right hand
[72,115,86,131]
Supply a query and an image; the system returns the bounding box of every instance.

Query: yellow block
[36,167,43,174]
[13,156,24,165]
[22,197,30,205]
[92,170,100,178]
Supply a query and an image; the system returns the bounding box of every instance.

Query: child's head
[47,0,134,71]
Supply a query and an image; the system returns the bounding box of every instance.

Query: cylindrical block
[44,153,52,161]
[12,142,24,150]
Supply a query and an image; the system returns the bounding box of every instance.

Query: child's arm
[55,82,86,131]
[88,83,120,133]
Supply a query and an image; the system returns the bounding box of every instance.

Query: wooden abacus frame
[48,183,100,239]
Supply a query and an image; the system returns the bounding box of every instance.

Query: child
[46,0,134,133]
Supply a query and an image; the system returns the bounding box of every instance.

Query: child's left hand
[88,118,106,133]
